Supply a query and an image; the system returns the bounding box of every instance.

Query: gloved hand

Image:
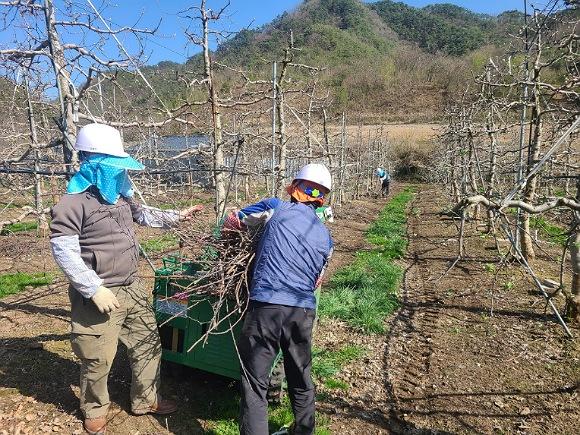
[179,204,204,220]
[91,286,120,314]
[222,210,242,232]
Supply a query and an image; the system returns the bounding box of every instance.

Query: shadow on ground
[0,332,247,434]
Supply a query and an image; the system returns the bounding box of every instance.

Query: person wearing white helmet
[223,163,333,435]
[49,123,202,435]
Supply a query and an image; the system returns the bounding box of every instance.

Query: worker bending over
[376,167,391,197]
[224,163,334,435]
[49,123,201,435]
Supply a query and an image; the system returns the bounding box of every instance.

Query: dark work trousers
[238,300,316,435]
[381,179,390,197]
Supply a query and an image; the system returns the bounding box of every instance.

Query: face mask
[286,181,325,206]
[67,157,134,204]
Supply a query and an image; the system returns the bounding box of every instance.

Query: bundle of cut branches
[156,224,262,351]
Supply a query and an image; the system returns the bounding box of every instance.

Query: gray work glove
[91,285,120,314]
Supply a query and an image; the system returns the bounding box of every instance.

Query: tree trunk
[338,112,346,205]
[25,73,48,236]
[569,181,580,322]
[275,89,286,197]
[306,83,315,162]
[485,106,498,233]
[520,101,542,260]
[322,108,332,169]
[570,226,580,322]
[519,28,545,260]
[44,0,77,172]
[274,32,294,197]
[200,0,225,222]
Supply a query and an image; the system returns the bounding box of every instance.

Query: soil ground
[0,183,578,434]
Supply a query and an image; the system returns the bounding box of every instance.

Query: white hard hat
[294,163,332,191]
[75,123,128,157]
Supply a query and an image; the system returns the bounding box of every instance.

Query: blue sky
[1,0,533,68]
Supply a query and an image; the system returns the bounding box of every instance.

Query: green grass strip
[0,272,53,298]
[366,189,415,257]
[312,344,365,380]
[1,221,38,235]
[319,188,415,333]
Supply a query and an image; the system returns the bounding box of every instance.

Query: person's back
[251,200,332,309]
[376,167,391,197]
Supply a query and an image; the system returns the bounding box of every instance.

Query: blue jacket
[238,198,333,309]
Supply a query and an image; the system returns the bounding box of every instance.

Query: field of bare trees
[0,0,578,434]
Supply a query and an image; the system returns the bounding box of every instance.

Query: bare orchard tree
[272,31,326,196]
[0,0,203,233]
[515,9,579,259]
[0,0,164,169]
[181,0,276,221]
[439,1,580,325]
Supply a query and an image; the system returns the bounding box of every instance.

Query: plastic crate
[153,256,244,379]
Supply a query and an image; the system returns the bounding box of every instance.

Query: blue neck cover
[67,155,134,204]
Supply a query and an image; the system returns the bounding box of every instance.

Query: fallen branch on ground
[0,206,50,232]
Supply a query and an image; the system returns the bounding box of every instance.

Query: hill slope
[129,0,526,121]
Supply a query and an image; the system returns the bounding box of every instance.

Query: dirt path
[385,186,579,434]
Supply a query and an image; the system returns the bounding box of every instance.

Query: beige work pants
[69,283,161,418]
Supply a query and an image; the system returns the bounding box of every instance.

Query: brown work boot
[84,416,107,435]
[133,397,178,416]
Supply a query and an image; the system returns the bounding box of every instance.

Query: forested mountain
[137,0,528,121]
[371,1,519,55]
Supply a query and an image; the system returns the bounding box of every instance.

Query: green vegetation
[371,1,495,55]
[0,202,18,209]
[366,189,414,257]
[217,0,389,65]
[140,233,179,253]
[484,263,496,273]
[504,210,568,246]
[1,221,38,235]
[449,326,463,334]
[319,256,401,333]
[312,344,365,381]
[530,215,568,246]
[320,188,415,333]
[202,392,238,435]
[205,394,330,435]
[269,397,331,435]
[0,272,53,298]
[323,378,349,390]
[503,281,514,290]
